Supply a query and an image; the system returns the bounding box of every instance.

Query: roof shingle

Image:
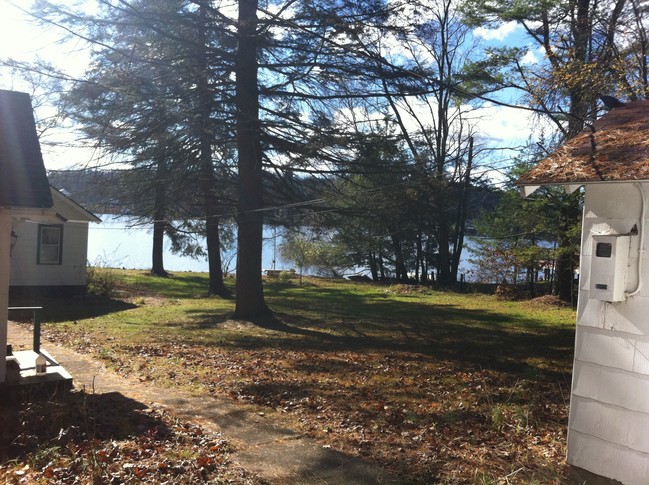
[518,100,649,186]
[0,89,53,208]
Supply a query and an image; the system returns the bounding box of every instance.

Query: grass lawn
[12,270,575,484]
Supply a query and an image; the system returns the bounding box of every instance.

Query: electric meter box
[590,234,632,302]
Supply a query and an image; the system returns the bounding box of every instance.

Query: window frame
[37,224,63,265]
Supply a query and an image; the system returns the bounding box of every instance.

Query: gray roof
[518,100,649,187]
[0,90,53,208]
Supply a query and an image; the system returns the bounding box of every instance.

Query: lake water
[87,215,286,273]
[88,214,476,278]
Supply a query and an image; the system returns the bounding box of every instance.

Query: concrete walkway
[7,322,406,485]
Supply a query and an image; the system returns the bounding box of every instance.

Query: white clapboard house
[10,186,100,298]
[0,89,77,388]
[1,89,55,386]
[519,99,649,484]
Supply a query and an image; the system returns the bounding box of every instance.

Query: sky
[0,1,93,75]
[0,0,97,169]
[0,2,46,62]
[0,0,541,175]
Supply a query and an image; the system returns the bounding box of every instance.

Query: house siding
[568,182,649,484]
[10,221,89,289]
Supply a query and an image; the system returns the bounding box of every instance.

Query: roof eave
[50,187,101,223]
[517,178,649,197]
[6,207,60,223]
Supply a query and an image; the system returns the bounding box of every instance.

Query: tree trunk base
[208,286,232,298]
[232,306,273,325]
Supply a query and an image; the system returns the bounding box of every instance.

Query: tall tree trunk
[234,0,269,319]
[151,160,168,277]
[151,220,167,276]
[390,233,408,282]
[527,264,536,298]
[368,251,379,281]
[556,195,581,303]
[417,230,427,285]
[205,214,227,295]
[437,214,451,285]
[414,230,421,283]
[197,1,228,297]
[450,137,473,282]
[555,250,573,302]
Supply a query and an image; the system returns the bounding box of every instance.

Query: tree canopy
[4,0,646,312]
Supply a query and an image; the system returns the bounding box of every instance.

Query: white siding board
[634,340,649,375]
[570,397,628,448]
[599,368,649,413]
[570,396,649,454]
[572,361,602,402]
[573,363,649,414]
[636,263,649,299]
[627,412,649,454]
[604,299,649,335]
[578,255,592,292]
[8,184,97,290]
[568,430,649,485]
[567,182,649,482]
[608,218,641,236]
[574,329,634,371]
[10,221,89,287]
[576,297,605,329]
[572,325,649,376]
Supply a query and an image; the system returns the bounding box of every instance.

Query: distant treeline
[48,168,500,231]
[48,169,125,214]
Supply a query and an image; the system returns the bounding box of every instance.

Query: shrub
[279,270,296,283]
[87,264,118,297]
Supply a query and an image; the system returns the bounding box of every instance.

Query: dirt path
[8,322,406,484]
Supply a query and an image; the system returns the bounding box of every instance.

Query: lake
[87,215,286,273]
[88,215,476,279]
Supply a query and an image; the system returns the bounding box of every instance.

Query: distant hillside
[48,169,501,226]
[48,169,125,213]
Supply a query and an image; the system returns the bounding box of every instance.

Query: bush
[279,270,296,283]
[495,284,525,300]
[87,264,118,297]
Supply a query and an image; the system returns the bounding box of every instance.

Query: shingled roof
[518,99,649,189]
[0,89,53,208]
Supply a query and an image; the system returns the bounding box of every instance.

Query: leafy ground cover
[0,389,265,484]
[13,271,575,483]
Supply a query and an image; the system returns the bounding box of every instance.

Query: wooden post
[0,210,11,383]
[33,309,40,354]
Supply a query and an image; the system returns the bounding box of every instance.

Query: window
[38,225,63,265]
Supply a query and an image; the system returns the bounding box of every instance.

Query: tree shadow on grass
[0,390,166,462]
[8,296,138,324]
[0,389,243,483]
[183,301,575,379]
[185,290,575,380]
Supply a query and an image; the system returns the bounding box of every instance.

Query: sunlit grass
[34,271,576,483]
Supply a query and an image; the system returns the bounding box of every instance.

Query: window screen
[38,225,63,265]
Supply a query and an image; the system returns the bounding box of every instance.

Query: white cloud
[473,21,519,42]
[473,103,536,145]
[520,46,544,65]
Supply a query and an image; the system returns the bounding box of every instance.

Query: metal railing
[8,307,43,353]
